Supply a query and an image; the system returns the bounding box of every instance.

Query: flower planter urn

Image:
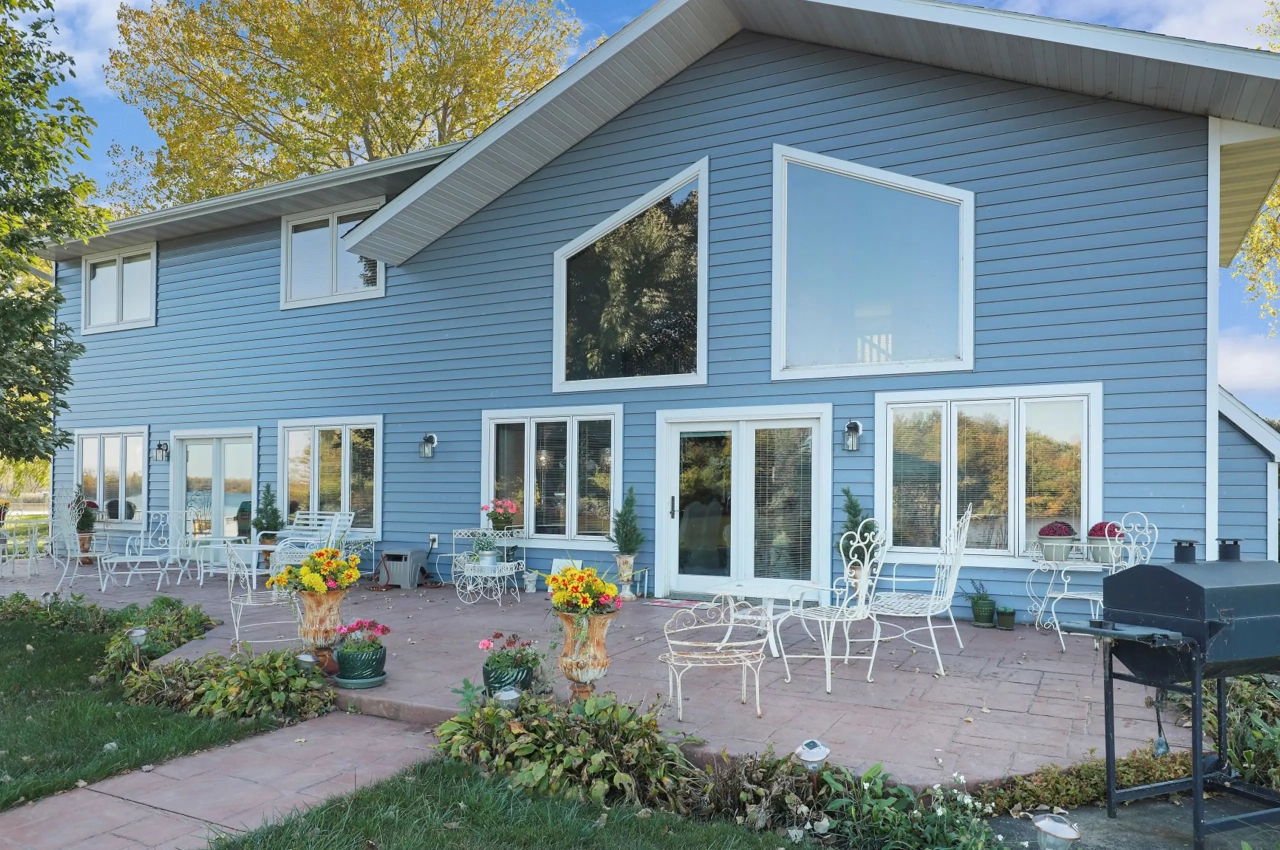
[970,598,996,628]
[298,590,347,647]
[482,663,535,697]
[477,550,499,568]
[335,646,387,688]
[557,611,616,700]
[614,554,636,602]
[1037,534,1077,562]
[1088,536,1121,565]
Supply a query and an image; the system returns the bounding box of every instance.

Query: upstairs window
[81,245,156,334]
[77,428,147,523]
[281,200,385,308]
[772,145,974,379]
[553,160,708,392]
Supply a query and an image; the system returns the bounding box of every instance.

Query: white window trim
[770,144,975,381]
[280,197,387,310]
[552,159,709,393]
[873,383,1103,570]
[276,416,383,538]
[80,243,157,335]
[74,425,149,528]
[480,404,624,549]
[168,427,259,546]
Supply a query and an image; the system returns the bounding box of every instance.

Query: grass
[0,619,269,809]
[214,759,784,850]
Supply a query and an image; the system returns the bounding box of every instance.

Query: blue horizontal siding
[54,32,1209,605]
[1218,415,1273,561]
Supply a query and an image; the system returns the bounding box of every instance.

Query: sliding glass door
[178,437,254,539]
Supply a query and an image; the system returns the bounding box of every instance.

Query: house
[42,0,1280,612]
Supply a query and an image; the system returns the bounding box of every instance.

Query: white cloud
[959,0,1268,48]
[1221,327,1280,393]
[42,0,146,96]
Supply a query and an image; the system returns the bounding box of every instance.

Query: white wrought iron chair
[101,511,183,590]
[1042,511,1158,651]
[226,543,300,648]
[50,489,108,592]
[268,512,344,576]
[776,518,886,693]
[869,505,973,676]
[658,595,770,721]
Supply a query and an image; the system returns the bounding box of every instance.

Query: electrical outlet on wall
[429,534,439,548]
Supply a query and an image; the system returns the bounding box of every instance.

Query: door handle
[670,496,676,519]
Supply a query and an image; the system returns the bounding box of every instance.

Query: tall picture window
[77,428,147,522]
[279,418,381,533]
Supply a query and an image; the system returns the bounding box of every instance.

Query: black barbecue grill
[1062,539,1280,850]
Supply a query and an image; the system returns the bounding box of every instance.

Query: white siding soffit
[345,0,1280,265]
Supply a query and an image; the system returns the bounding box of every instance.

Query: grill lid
[1104,561,1280,625]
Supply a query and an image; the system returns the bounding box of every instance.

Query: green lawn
[214,759,784,850]
[0,619,268,809]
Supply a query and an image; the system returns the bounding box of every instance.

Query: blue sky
[47,0,1280,416]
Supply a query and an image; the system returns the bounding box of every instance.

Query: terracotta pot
[557,610,616,700]
[314,647,340,676]
[298,589,347,647]
[78,532,95,564]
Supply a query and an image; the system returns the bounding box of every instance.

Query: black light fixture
[419,434,438,459]
[843,421,863,452]
[152,441,170,462]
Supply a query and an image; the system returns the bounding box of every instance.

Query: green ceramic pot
[971,599,996,628]
[336,646,386,680]
[996,609,1016,631]
[482,663,534,696]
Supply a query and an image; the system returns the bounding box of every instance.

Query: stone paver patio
[0,564,1179,789]
[0,713,429,850]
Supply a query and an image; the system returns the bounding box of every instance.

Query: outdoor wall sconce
[419,434,438,459]
[152,441,170,462]
[843,421,863,452]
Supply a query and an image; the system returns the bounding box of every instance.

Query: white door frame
[169,427,259,549]
[654,404,833,598]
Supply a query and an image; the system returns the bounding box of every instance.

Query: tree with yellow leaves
[104,0,582,214]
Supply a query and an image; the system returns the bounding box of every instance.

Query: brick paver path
[0,714,430,850]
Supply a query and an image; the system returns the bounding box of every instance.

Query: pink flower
[600,594,612,604]
[481,504,490,512]
[478,639,494,651]
[326,579,338,589]
[615,599,622,609]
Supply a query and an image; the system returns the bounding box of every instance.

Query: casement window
[771,145,974,380]
[278,417,382,534]
[281,199,385,308]
[553,160,708,392]
[482,406,623,545]
[875,385,1102,558]
[81,244,157,334]
[77,428,148,524]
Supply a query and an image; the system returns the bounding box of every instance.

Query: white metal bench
[659,595,770,721]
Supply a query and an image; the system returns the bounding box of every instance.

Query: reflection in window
[348,428,375,528]
[284,204,384,306]
[576,420,612,536]
[317,428,343,513]
[564,179,700,382]
[534,422,568,535]
[336,213,379,294]
[891,406,943,548]
[286,429,312,518]
[956,403,1010,551]
[781,154,965,372]
[283,423,380,531]
[288,219,332,302]
[1023,399,1084,548]
[753,427,812,582]
[78,431,146,521]
[493,423,526,527]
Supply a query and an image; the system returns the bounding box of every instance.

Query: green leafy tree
[1,0,107,461]
[104,0,582,214]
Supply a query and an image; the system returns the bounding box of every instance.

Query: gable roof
[43,142,463,263]
[346,0,1280,266]
[1220,386,1280,462]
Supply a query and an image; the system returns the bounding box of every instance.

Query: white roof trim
[347,0,1280,265]
[1220,386,1280,461]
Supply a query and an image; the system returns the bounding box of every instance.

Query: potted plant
[483,499,519,532]
[607,485,644,602]
[964,580,995,628]
[334,618,390,688]
[75,490,98,562]
[996,606,1016,630]
[1088,521,1124,565]
[1037,520,1077,561]
[546,564,622,699]
[266,547,362,659]
[252,483,284,546]
[473,530,499,568]
[478,632,542,696]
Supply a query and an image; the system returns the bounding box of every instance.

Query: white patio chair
[226,543,300,648]
[102,511,183,591]
[776,518,886,693]
[658,595,770,721]
[268,512,344,576]
[869,505,973,676]
[50,489,109,592]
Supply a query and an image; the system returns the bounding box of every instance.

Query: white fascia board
[1219,387,1280,461]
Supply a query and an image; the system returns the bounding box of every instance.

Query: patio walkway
[0,565,1179,788]
[0,713,429,850]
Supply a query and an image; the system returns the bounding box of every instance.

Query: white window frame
[873,383,1103,569]
[74,426,149,528]
[770,144,975,380]
[80,243,157,335]
[552,159,709,393]
[280,197,387,309]
[168,427,259,545]
[480,405,624,550]
[276,416,383,537]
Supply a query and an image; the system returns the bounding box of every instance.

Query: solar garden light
[39,591,56,608]
[493,686,522,711]
[126,627,148,668]
[295,652,318,673]
[1032,813,1081,850]
[795,738,829,773]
